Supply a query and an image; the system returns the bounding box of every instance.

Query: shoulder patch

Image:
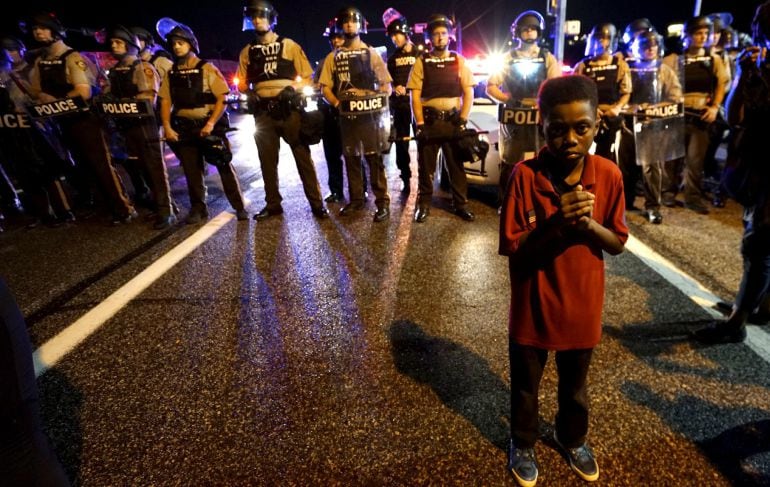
[75,60,87,71]
[144,67,155,79]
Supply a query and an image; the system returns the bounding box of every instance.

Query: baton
[390,130,489,143]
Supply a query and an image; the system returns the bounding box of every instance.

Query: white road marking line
[33,211,236,377]
[626,234,770,363]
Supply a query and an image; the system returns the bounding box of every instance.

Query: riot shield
[338,92,391,157]
[498,105,541,164]
[632,102,685,166]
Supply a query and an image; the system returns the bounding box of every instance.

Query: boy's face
[542,100,599,165]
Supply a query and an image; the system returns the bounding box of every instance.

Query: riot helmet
[201,135,233,167]
[622,18,654,46]
[425,14,453,49]
[323,19,342,37]
[386,17,411,37]
[585,23,618,57]
[631,30,663,60]
[22,12,66,41]
[719,26,738,51]
[131,26,156,47]
[243,0,277,33]
[0,37,26,53]
[336,7,367,36]
[108,25,141,52]
[707,12,733,34]
[511,11,544,42]
[157,18,199,55]
[684,16,713,37]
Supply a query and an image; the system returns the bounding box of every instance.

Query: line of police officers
[0,7,741,231]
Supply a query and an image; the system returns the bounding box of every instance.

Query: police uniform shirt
[487,45,561,105]
[108,54,160,99]
[237,32,312,99]
[573,52,632,99]
[142,50,173,85]
[318,38,392,95]
[406,50,475,111]
[662,49,729,109]
[158,58,229,119]
[28,42,94,98]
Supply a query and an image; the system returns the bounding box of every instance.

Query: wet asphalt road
[1,113,769,485]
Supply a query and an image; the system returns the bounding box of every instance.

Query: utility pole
[546,0,567,62]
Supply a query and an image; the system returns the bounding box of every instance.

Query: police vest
[581,55,620,104]
[246,37,298,85]
[422,52,462,99]
[683,54,716,94]
[334,47,376,93]
[38,49,77,98]
[387,46,416,87]
[628,59,660,105]
[108,59,141,98]
[169,59,216,109]
[503,48,548,102]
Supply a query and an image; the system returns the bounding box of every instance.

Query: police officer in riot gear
[132,26,173,84]
[407,13,476,222]
[574,23,632,162]
[487,10,560,200]
[0,36,74,228]
[385,13,416,191]
[662,16,730,214]
[619,31,683,224]
[622,18,655,56]
[158,19,248,223]
[27,12,137,224]
[237,0,328,221]
[104,25,176,229]
[319,6,393,222]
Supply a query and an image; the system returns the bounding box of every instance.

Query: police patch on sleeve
[75,60,87,71]
[144,67,155,79]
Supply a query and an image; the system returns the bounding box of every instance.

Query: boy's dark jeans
[509,341,593,448]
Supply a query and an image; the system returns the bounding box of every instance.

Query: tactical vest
[628,59,660,105]
[503,48,548,102]
[387,46,416,87]
[683,54,716,94]
[38,49,77,98]
[581,55,620,104]
[108,59,140,98]
[169,59,216,109]
[422,52,462,99]
[334,47,376,93]
[246,37,297,85]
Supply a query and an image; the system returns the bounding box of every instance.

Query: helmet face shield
[157,18,199,55]
[243,2,277,32]
[336,8,367,35]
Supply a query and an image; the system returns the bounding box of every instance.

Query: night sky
[4,0,760,64]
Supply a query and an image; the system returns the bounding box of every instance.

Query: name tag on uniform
[28,96,89,119]
[95,99,153,118]
[498,105,539,125]
[339,94,389,114]
[0,112,32,129]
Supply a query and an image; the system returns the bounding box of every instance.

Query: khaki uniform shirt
[406,50,475,111]
[158,55,229,119]
[140,50,173,85]
[236,32,313,98]
[107,54,160,100]
[318,38,392,95]
[573,52,633,97]
[28,41,95,99]
[662,49,729,109]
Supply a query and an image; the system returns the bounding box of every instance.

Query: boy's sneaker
[507,439,538,487]
[553,432,599,482]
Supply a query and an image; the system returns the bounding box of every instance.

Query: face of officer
[391,32,407,49]
[342,19,360,39]
[688,27,710,49]
[595,35,612,55]
[641,42,659,61]
[32,26,55,45]
[252,14,273,35]
[431,26,450,52]
[543,100,598,167]
[171,38,192,58]
[5,48,23,64]
[330,35,344,49]
[519,26,539,45]
[110,38,128,58]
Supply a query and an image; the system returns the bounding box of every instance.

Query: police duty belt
[338,94,389,115]
[498,105,540,125]
[94,98,154,118]
[27,96,90,119]
[0,111,33,129]
[391,129,489,143]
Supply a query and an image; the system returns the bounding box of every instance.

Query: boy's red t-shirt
[499,149,629,350]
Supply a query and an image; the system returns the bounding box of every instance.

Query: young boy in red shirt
[499,75,628,486]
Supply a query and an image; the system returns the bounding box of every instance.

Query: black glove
[415,124,426,141]
[453,116,467,133]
